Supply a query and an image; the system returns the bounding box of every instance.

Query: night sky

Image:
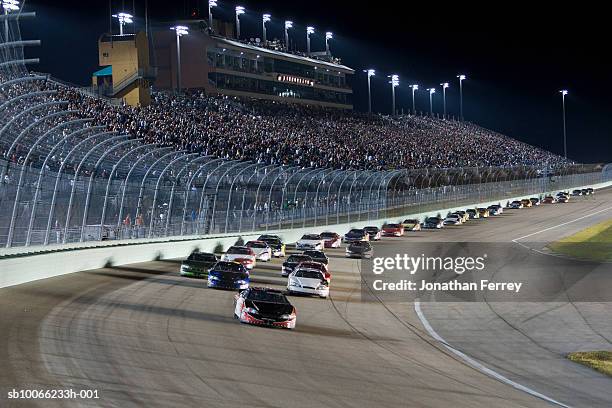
[21,1,611,164]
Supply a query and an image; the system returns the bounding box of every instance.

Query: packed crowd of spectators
[2,76,571,172]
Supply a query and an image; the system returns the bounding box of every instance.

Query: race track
[1,190,611,408]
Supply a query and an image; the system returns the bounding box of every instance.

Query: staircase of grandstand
[0,10,610,248]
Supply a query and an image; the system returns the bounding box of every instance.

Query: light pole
[171,25,189,93]
[235,6,245,39]
[363,69,375,115]
[427,88,436,116]
[409,84,418,114]
[284,20,293,51]
[325,31,333,55]
[306,26,315,55]
[388,74,399,116]
[560,90,568,159]
[2,0,19,40]
[207,0,217,30]
[112,12,133,36]
[457,74,466,120]
[440,82,449,118]
[262,14,271,43]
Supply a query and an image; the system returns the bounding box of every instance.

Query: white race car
[245,240,272,262]
[221,246,256,270]
[443,215,462,225]
[320,231,342,248]
[287,268,330,298]
[296,234,324,251]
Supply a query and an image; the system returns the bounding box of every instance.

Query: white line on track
[414,300,571,408]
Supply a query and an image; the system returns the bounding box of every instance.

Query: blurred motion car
[320,231,342,248]
[246,240,272,262]
[180,252,218,278]
[364,226,382,241]
[282,254,312,277]
[222,246,256,270]
[520,199,532,208]
[543,195,557,204]
[489,204,503,214]
[509,201,523,209]
[401,219,421,231]
[423,217,444,229]
[302,250,329,266]
[343,228,369,243]
[287,269,330,298]
[466,209,480,219]
[530,197,540,206]
[257,234,286,257]
[234,287,296,329]
[207,261,249,290]
[382,223,405,236]
[557,195,569,203]
[443,214,462,225]
[453,211,469,222]
[345,241,374,259]
[478,208,490,217]
[571,189,583,196]
[296,234,324,250]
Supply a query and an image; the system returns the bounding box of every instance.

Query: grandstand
[0,5,608,249]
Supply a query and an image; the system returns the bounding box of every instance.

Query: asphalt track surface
[1,190,611,408]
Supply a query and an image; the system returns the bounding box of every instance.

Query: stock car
[345,241,374,259]
[344,228,369,243]
[320,231,342,248]
[557,194,570,203]
[453,211,470,222]
[207,261,250,290]
[234,287,296,329]
[257,234,286,257]
[282,254,312,276]
[364,226,382,241]
[443,214,462,225]
[478,208,490,218]
[521,199,533,208]
[509,200,523,209]
[302,250,329,266]
[487,205,501,216]
[245,240,272,262]
[287,268,330,298]
[297,261,330,282]
[466,209,480,219]
[423,217,444,229]
[296,234,325,250]
[382,223,405,237]
[401,219,422,231]
[180,252,218,278]
[543,195,557,204]
[222,246,256,270]
[530,197,540,206]
[572,189,583,196]
[490,204,503,214]
[587,187,594,195]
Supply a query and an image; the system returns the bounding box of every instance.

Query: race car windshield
[404,219,418,224]
[247,242,267,248]
[348,229,363,235]
[303,251,325,257]
[295,270,324,279]
[247,290,288,303]
[385,224,401,228]
[364,227,378,232]
[302,234,321,240]
[425,218,439,222]
[188,253,216,262]
[227,247,251,255]
[287,255,311,263]
[214,262,244,272]
[320,232,336,238]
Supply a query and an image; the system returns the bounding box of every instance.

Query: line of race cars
[178,188,594,330]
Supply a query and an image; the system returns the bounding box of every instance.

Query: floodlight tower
[457,74,466,120]
[388,74,400,116]
[306,26,315,55]
[363,69,375,114]
[112,12,133,36]
[171,25,189,93]
[325,31,333,55]
[208,0,217,31]
[235,6,245,39]
[560,90,568,159]
[409,84,418,114]
[262,14,271,43]
[284,20,293,50]
[427,88,436,115]
[2,0,20,40]
[440,82,449,118]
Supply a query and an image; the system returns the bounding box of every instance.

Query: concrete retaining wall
[2,180,610,289]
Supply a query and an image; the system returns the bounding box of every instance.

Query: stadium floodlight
[388,74,400,116]
[170,26,189,93]
[457,74,466,120]
[284,20,293,50]
[306,26,315,55]
[235,6,245,39]
[560,90,569,159]
[112,12,133,36]
[325,31,333,55]
[440,82,449,118]
[427,88,436,115]
[409,84,418,114]
[262,14,271,43]
[363,69,375,114]
[208,0,217,31]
